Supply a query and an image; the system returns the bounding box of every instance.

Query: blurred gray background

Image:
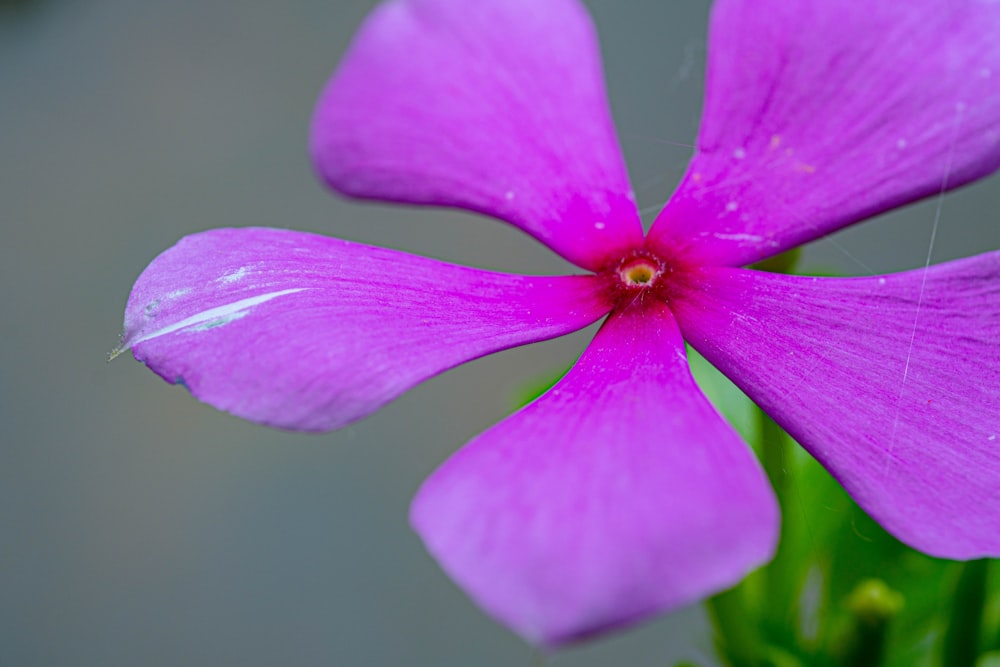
[1,0,997,665]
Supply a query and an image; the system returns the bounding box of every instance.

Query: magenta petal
[648,0,1000,267]
[310,0,643,271]
[120,228,610,432]
[411,303,778,646]
[670,255,1000,558]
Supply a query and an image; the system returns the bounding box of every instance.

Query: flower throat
[603,249,672,310]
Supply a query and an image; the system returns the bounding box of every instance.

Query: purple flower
[118,0,1000,647]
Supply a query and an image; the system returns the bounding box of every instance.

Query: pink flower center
[603,250,672,311]
[618,257,661,287]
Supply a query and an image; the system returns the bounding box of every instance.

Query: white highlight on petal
[126,288,306,349]
[733,147,747,159]
[713,232,763,242]
[218,266,249,283]
[186,310,251,331]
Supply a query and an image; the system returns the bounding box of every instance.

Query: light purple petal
[411,303,778,646]
[310,0,643,271]
[647,0,1000,267]
[119,227,610,432]
[669,254,1000,558]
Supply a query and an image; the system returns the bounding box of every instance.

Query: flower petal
[411,302,778,646]
[120,227,610,432]
[647,0,1000,267]
[669,254,1000,558]
[310,0,643,271]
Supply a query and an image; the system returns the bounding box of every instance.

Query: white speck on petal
[989,434,997,441]
[504,190,515,201]
[594,221,606,230]
[126,288,306,349]
[713,232,762,242]
[725,201,739,212]
[878,277,886,285]
[166,288,192,299]
[733,147,747,160]
[218,266,249,283]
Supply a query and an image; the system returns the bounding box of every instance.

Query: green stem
[757,409,798,640]
[707,585,762,667]
[708,409,800,666]
[835,579,904,667]
[759,410,788,501]
[753,237,804,646]
[710,239,804,666]
[840,617,889,667]
[941,559,989,667]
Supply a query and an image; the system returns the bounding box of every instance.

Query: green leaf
[510,364,571,411]
[976,652,1000,667]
